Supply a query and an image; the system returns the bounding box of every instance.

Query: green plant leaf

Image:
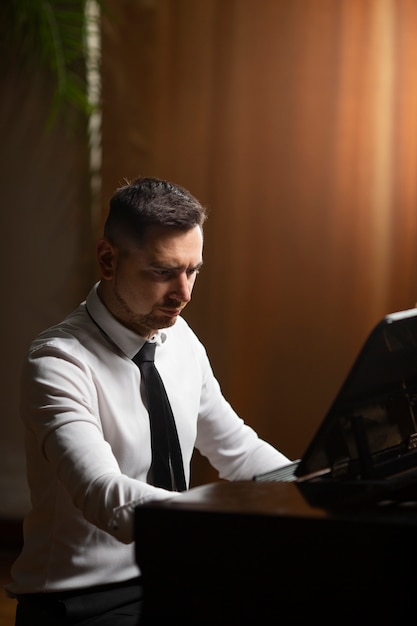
[0,0,100,121]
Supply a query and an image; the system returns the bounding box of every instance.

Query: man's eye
[151,267,200,280]
[152,269,171,278]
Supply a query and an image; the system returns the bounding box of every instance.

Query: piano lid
[295,308,417,483]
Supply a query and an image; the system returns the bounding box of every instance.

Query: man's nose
[172,274,192,302]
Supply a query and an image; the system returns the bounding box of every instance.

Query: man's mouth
[158,306,182,316]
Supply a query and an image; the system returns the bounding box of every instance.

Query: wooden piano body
[135,480,417,625]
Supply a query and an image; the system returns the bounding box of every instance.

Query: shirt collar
[85,283,167,359]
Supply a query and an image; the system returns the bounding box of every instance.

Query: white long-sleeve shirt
[7,283,290,594]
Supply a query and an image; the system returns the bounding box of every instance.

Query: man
[7,177,290,625]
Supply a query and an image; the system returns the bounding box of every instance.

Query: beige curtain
[101,0,417,486]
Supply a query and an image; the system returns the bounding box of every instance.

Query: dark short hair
[104,176,208,245]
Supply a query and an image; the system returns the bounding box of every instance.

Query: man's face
[97,224,203,338]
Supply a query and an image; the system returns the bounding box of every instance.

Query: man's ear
[97,238,117,279]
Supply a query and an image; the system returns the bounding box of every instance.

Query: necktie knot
[133,342,156,365]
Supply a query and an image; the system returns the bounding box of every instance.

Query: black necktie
[133,342,186,491]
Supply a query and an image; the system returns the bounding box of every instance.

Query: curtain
[96,0,417,477]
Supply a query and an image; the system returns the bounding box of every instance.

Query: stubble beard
[113,286,179,337]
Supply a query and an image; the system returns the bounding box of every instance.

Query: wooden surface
[135,480,417,625]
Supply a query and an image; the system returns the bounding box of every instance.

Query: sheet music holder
[254,308,417,507]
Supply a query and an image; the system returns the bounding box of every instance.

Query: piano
[135,479,417,625]
[135,308,417,624]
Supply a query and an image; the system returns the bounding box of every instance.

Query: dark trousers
[15,577,143,626]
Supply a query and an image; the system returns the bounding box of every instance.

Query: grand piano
[135,309,417,625]
[135,480,417,625]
